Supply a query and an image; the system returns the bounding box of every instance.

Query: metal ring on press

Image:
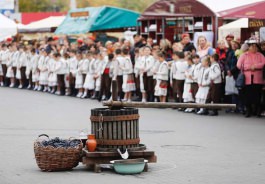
[97,113,103,132]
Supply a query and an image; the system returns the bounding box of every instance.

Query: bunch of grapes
[41,137,81,148]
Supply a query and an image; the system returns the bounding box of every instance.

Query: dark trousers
[12,67,17,86]
[190,83,199,101]
[147,76,154,101]
[20,67,26,87]
[57,74,65,94]
[117,75,123,99]
[27,71,33,87]
[100,74,111,99]
[244,84,263,115]
[69,73,76,95]
[173,79,185,102]
[207,83,222,104]
[2,64,8,85]
[135,75,141,98]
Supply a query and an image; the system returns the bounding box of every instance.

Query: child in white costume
[139,46,155,102]
[196,57,211,115]
[48,53,57,93]
[92,52,104,99]
[68,50,78,96]
[10,45,19,87]
[6,46,14,86]
[31,50,40,91]
[16,46,27,88]
[75,53,85,97]
[26,48,34,89]
[82,52,96,98]
[63,53,70,96]
[38,50,49,92]
[1,44,9,86]
[37,50,46,91]
[121,48,135,102]
[154,52,169,102]
[183,56,195,112]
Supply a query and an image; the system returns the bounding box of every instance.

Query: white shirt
[197,67,211,86]
[170,59,189,82]
[12,51,20,67]
[156,61,169,81]
[116,55,124,76]
[69,56,78,76]
[209,62,222,84]
[1,49,9,65]
[140,55,155,76]
[121,56,134,75]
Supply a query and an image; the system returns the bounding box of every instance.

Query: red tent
[218,1,265,19]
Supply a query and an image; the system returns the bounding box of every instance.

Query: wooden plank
[103,101,236,109]
[126,109,131,148]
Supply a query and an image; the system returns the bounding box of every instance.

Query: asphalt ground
[0,87,264,184]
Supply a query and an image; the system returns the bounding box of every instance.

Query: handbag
[235,63,245,89]
[225,76,238,95]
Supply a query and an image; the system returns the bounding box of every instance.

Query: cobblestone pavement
[0,87,265,184]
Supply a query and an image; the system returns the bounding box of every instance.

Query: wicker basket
[34,134,83,171]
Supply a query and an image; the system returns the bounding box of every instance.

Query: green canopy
[55,6,140,35]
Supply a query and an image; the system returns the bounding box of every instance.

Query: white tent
[19,16,65,33]
[218,18,248,41]
[0,13,17,41]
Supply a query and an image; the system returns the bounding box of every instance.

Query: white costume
[83,59,96,90]
[134,56,142,78]
[69,56,78,77]
[209,62,222,84]
[170,59,189,84]
[122,56,135,92]
[48,58,57,86]
[6,51,14,78]
[75,59,84,89]
[94,59,102,91]
[63,58,70,88]
[16,51,27,79]
[139,55,155,93]
[195,67,211,104]
[31,54,40,82]
[38,55,49,85]
[155,61,169,96]
[25,52,33,79]
[183,65,194,102]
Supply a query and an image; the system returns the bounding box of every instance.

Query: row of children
[0,42,225,116]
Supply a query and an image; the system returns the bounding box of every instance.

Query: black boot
[209,110,218,116]
[245,105,252,118]
[202,109,209,115]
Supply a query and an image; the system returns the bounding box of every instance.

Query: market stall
[55,6,140,35]
[218,18,248,42]
[138,0,219,45]
[0,13,17,41]
[218,1,265,42]
[19,16,65,33]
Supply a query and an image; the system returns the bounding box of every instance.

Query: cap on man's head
[77,39,83,43]
[6,37,12,42]
[53,36,59,41]
[181,33,190,39]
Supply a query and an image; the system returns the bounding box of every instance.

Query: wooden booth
[138,0,219,46]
